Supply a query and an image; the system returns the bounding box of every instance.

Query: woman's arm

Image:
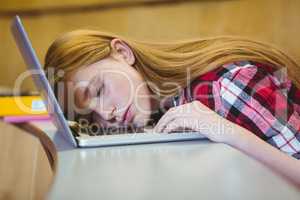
[154,101,300,188]
[227,121,300,188]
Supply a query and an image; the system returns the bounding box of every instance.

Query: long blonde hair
[44,30,300,97]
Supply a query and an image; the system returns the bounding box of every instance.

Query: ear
[110,38,135,65]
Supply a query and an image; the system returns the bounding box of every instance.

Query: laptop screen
[11,16,77,147]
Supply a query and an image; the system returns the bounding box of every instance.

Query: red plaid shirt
[178,61,300,159]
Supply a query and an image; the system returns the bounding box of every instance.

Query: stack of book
[0,95,50,123]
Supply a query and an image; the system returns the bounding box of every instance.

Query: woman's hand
[154,101,300,188]
[153,100,238,143]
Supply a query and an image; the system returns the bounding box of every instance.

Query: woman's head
[44,30,300,127]
[67,39,157,128]
[45,32,158,128]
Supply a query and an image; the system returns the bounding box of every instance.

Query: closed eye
[96,85,103,97]
[96,88,101,97]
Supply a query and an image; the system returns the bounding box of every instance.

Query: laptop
[11,15,206,147]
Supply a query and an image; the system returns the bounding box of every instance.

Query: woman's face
[64,39,156,128]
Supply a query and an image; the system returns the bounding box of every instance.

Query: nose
[90,94,119,124]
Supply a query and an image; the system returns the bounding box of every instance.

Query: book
[0,96,47,116]
[3,114,51,123]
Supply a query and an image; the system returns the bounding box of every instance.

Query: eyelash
[96,86,103,97]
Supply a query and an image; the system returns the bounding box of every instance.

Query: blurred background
[0,0,300,92]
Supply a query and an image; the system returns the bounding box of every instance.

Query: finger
[160,118,181,133]
[156,115,193,133]
[161,117,197,133]
[154,107,177,132]
[154,114,175,133]
[154,111,186,133]
[154,102,203,133]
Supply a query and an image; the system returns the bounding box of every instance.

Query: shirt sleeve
[191,61,300,159]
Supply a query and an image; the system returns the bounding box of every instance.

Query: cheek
[132,83,152,113]
[108,79,133,105]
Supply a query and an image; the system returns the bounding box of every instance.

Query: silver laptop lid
[11,15,77,147]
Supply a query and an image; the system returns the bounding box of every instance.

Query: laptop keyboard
[68,120,150,136]
[68,120,197,137]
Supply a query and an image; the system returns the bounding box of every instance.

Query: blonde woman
[44,30,300,187]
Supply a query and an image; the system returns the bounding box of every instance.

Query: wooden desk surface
[27,120,300,200]
[0,121,53,200]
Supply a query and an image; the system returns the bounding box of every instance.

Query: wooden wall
[0,0,300,91]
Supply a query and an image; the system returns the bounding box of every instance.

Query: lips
[122,104,132,123]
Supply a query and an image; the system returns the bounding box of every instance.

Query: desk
[26,120,300,200]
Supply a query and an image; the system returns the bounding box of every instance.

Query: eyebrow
[73,82,90,108]
[76,75,100,106]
